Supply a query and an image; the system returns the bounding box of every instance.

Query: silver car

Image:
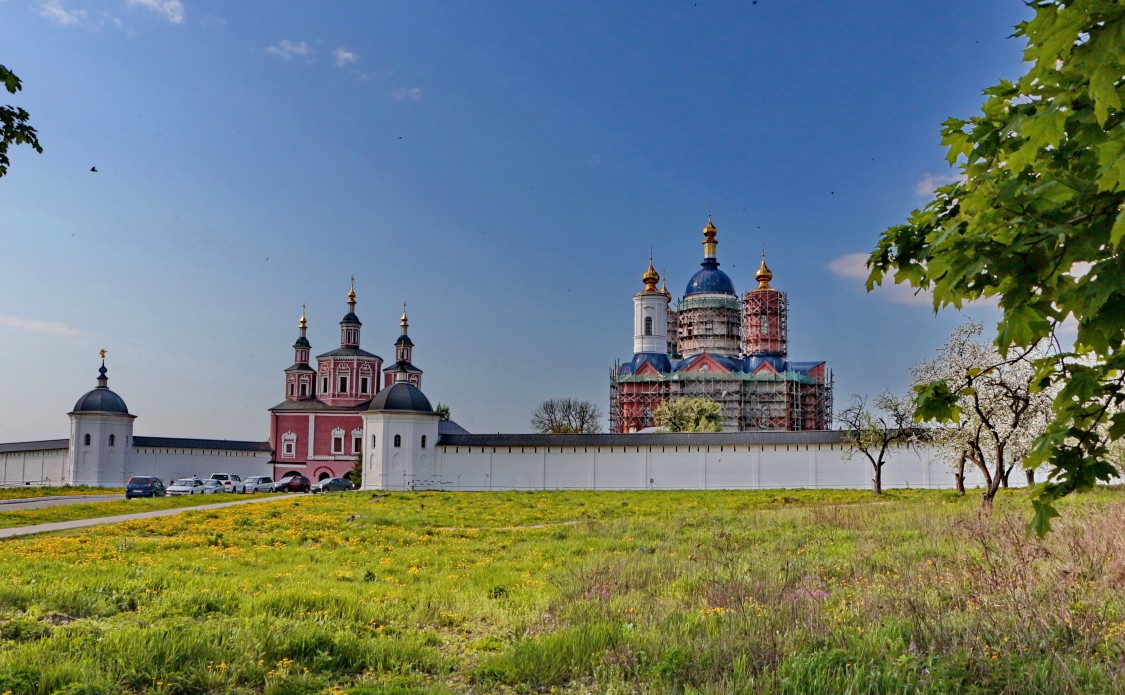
[244,475,275,493]
[167,478,206,496]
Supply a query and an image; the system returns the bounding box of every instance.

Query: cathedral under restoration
[610,218,833,432]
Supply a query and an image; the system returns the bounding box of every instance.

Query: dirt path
[0,494,121,510]
[0,495,300,539]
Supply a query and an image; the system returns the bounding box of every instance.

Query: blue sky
[0,0,1030,440]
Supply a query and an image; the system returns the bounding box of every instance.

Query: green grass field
[1,488,1123,694]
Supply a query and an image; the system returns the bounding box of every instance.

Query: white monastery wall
[127,448,273,485]
[0,448,68,487]
[423,442,996,492]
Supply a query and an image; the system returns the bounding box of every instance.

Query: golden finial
[703,215,717,237]
[400,303,409,329]
[701,215,718,257]
[661,272,671,299]
[299,304,307,329]
[99,348,107,359]
[755,255,774,289]
[347,275,356,302]
[642,255,660,292]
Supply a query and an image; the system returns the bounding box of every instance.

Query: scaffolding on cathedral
[742,287,788,355]
[609,363,833,433]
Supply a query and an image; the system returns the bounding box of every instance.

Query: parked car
[208,473,245,494]
[201,479,224,494]
[274,475,311,493]
[125,476,165,499]
[314,477,354,493]
[167,478,206,496]
[244,475,275,493]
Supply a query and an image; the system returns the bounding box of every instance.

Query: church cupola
[294,306,311,363]
[340,277,362,349]
[743,254,789,357]
[678,216,741,357]
[285,306,316,400]
[395,308,414,364]
[383,308,423,389]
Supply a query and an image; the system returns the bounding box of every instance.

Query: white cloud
[266,39,312,61]
[0,316,81,337]
[334,47,358,67]
[126,0,185,24]
[393,87,423,103]
[914,172,965,198]
[39,0,87,25]
[827,252,932,306]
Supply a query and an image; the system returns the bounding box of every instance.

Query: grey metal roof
[384,361,422,374]
[132,436,272,452]
[71,387,132,415]
[367,382,433,413]
[437,430,847,448]
[0,439,69,454]
[284,363,317,372]
[438,419,471,436]
[315,347,381,359]
[269,399,372,412]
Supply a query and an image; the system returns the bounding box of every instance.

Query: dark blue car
[125,476,166,499]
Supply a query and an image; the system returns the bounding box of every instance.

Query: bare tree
[531,398,603,434]
[838,392,917,494]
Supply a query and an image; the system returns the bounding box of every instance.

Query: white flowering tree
[911,321,1057,510]
[837,392,917,495]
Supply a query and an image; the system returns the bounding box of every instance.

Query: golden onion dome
[642,257,660,292]
[755,255,774,290]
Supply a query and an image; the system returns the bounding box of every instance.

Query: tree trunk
[873,463,883,495]
[981,467,1003,512]
[954,453,967,495]
[1025,468,1035,486]
[1000,470,1010,488]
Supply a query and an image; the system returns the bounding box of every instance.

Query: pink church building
[268,282,422,481]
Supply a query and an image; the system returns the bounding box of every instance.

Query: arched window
[760,315,770,335]
[288,384,295,396]
[644,316,653,336]
[421,435,427,449]
[393,434,401,448]
[108,434,115,446]
[84,433,91,446]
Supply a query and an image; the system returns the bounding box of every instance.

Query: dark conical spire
[96,350,109,389]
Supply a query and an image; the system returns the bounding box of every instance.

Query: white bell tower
[633,257,670,356]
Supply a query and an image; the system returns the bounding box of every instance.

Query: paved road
[0,495,300,539]
[0,494,121,510]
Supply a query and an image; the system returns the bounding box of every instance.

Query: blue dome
[684,261,736,296]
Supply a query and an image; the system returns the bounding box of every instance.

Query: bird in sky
[90,167,97,172]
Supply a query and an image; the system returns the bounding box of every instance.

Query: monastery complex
[0,218,990,492]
